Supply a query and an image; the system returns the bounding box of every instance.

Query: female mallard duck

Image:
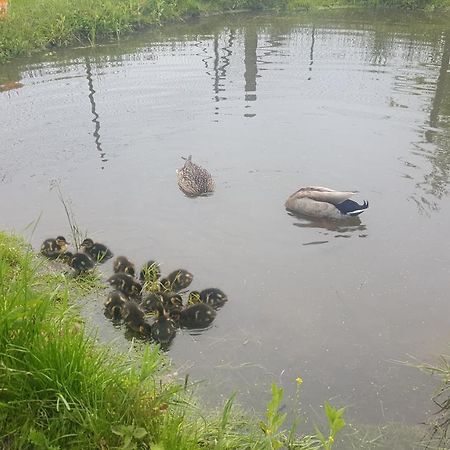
[139,260,161,284]
[40,236,69,259]
[113,256,135,277]
[189,288,228,310]
[104,290,128,320]
[151,303,177,345]
[107,273,142,299]
[81,238,113,262]
[177,155,214,197]
[161,269,193,292]
[285,186,369,219]
[60,251,95,276]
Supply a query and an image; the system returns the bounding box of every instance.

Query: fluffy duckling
[285,186,369,219]
[81,238,113,262]
[177,155,214,197]
[189,288,228,310]
[151,304,177,345]
[60,251,95,276]
[139,260,161,285]
[140,292,164,314]
[160,269,193,292]
[107,273,142,299]
[113,256,135,277]
[40,236,69,259]
[104,290,128,320]
[177,296,216,329]
[121,301,152,338]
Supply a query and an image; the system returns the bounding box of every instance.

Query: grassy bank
[0,0,449,64]
[0,231,345,449]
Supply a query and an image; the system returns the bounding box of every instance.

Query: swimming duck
[160,269,193,292]
[151,303,177,345]
[140,292,164,314]
[113,256,135,277]
[177,155,214,197]
[81,238,113,263]
[107,273,142,299]
[177,299,216,329]
[104,290,128,320]
[285,186,369,219]
[189,288,228,310]
[40,236,69,259]
[120,301,152,338]
[60,251,95,276]
[139,260,161,284]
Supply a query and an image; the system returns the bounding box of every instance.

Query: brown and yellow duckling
[121,301,152,338]
[151,303,177,345]
[40,236,69,259]
[175,295,216,329]
[113,256,135,277]
[107,273,142,300]
[59,251,95,276]
[139,260,161,284]
[177,155,215,197]
[81,238,113,263]
[188,288,228,310]
[140,292,164,314]
[104,290,128,320]
[160,269,193,292]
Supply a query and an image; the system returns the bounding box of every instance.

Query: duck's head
[56,236,69,250]
[80,238,94,249]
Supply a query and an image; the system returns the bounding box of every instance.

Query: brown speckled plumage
[177,155,214,197]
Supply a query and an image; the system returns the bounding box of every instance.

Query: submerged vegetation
[0,231,345,449]
[0,0,449,63]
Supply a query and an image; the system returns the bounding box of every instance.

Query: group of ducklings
[40,235,228,347]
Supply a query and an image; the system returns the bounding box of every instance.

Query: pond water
[1,8,450,439]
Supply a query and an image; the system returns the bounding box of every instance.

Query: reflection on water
[1,10,450,434]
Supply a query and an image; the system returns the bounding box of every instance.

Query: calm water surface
[1,9,450,434]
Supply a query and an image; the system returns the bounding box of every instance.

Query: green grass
[1,0,450,63]
[0,231,344,449]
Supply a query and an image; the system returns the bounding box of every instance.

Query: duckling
[80,238,113,262]
[60,251,95,276]
[40,236,69,259]
[177,155,214,197]
[140,292,164,314]
[139,260,161,284]
[285,186,369,219]
[120,301,152,338]
[151,303,177,345]
[107,273,142,299]
[160,269,193,292]
[162,292,183,323]
[178,300,216,329]
[104,290,128,320]
[189,288,228,310]
[113,256,135,277]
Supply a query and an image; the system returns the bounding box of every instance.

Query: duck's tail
[336,199,369,216]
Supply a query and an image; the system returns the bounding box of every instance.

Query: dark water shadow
[287,211,368,244]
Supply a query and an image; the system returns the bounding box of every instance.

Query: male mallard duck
[151,303,177,345]
[113,256,135,277]
[139,260,161,284]
[104,290,128,320]
[60,251,95,276]
[107,273,142,299]
[285,186,369,219]
[161,269,193,292]
[81,238,113,262]
[189,288,228,310]
[177,155,214,197]
[40,236,69,259]
[177,300,216,329]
